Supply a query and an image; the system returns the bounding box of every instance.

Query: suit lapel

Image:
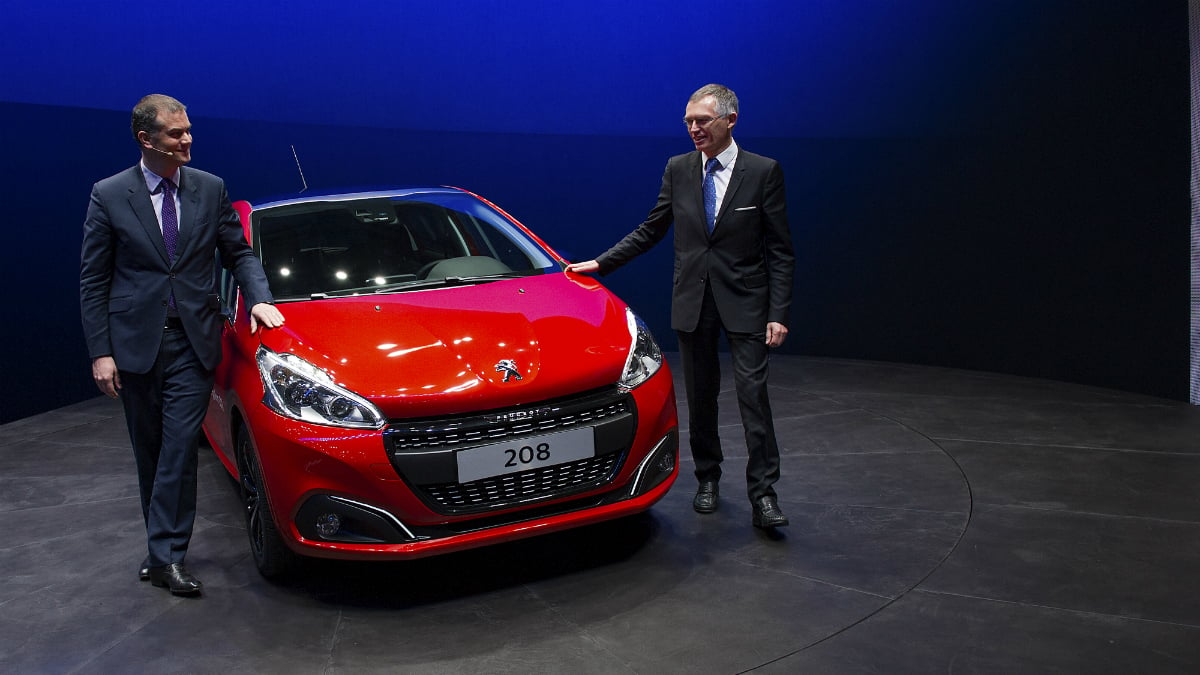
[124,166,172,265]
[174,167,199,262]
[687,152,713,239]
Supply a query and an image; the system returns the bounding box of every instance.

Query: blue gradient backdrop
[0,1,1188,422]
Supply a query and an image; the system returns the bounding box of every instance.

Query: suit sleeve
[595,160,676,275]
[762,160,795,327]
[79,184,116,360]
[214,181,275,309]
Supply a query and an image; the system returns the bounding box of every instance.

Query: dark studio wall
[0,1,1188,424]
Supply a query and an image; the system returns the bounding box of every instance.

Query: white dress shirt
[140,161,182,235]
[704,139,739,218]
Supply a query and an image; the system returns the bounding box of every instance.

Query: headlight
[256,346,385,429]
[618,307,663,391]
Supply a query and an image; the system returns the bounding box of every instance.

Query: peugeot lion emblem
[495,359,523,383]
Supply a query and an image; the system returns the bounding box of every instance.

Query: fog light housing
[295,495,419,543]
[314,513,342,538]
[655,447,675,474]
[628,430,678,498]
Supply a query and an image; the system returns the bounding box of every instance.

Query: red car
[203,187,678,578]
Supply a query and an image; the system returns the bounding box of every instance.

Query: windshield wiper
[372,273,528,294]
[287,273,531,300]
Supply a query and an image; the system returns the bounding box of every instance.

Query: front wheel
[236,426,299,580]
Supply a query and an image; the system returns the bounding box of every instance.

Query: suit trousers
[676,287,782,502]
[119,324,214,567]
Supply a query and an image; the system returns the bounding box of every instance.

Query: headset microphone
[150,146,174,157]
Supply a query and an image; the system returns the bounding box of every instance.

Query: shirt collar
[707,139,738,171]
[140,161,181,193]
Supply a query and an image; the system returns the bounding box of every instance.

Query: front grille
[422,453,621,509]
[389,399,629,451]
[384,388,636,514]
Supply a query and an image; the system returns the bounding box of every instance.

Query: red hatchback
[203,188,678,578]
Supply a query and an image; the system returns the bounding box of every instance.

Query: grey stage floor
[2,355,1199,674]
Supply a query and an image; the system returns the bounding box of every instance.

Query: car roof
[249,186,469,211]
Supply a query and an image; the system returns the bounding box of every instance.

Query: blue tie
[703,157,721,234]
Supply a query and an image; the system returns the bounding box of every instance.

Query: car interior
[253,198,533,299]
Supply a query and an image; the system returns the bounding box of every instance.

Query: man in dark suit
[80,94,285,595]
[567,84,795,529]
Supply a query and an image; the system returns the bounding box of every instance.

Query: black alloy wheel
[235,426,298,580]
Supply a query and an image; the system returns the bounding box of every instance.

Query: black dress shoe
[752,496,789,529]
[139,557,150,582]
[148,563,203,596]
[693,481,719,513]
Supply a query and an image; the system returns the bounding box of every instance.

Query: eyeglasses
[683,114,728,128]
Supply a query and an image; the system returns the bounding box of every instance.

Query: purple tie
[160,178,178,312]
[703,157,720,234]
[160,178,178,262]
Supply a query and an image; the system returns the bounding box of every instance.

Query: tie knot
[159,178,175,195]
[705,157,721,174]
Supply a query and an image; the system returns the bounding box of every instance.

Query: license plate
[456,427,595,483]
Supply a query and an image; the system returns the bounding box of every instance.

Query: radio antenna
[291,144,308,193]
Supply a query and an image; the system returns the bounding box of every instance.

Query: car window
[252,192,558,300]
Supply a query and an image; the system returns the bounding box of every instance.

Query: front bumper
[242,364,678,560]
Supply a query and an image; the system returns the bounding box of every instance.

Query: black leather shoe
[139,557,150,582]
[148,563,203,596]
[693,481,719,513]
[752,496,789,529]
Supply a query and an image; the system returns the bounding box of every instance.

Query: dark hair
[131,94,186,141]
[688,84,739,118]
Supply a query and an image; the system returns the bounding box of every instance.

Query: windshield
[252,191,560,300]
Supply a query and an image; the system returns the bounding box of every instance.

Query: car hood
[258,273,636,418]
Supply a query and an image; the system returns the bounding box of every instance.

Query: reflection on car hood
[258,273,634,418]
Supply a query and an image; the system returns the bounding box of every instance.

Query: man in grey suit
[567,84,795,529]
[80,94,285,594]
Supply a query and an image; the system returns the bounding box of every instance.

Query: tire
[236,426,299,580]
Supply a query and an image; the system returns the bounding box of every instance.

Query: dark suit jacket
[596,148,795,333]
[80,164,273,373]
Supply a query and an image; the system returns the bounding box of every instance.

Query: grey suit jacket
[80,164,274,373]
[596,148,795,333]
